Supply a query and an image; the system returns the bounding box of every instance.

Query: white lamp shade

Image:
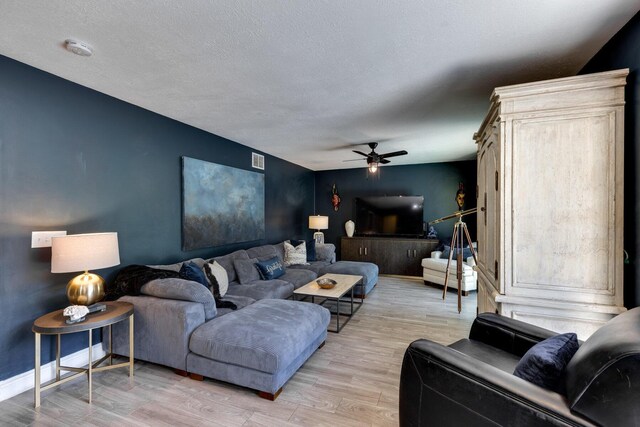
[51,232,120,273]
[309,215,329,230]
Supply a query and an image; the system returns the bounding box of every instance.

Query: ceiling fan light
[368,162,378,173]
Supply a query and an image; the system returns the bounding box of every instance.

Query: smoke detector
[65,39,92,57]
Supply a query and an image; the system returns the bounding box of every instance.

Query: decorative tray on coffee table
[316,278,337,289]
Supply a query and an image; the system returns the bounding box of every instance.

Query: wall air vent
[252,152,265,170]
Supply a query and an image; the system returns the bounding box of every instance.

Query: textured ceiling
[1,1,638,171]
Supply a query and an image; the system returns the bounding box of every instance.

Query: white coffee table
[294,273,363,333]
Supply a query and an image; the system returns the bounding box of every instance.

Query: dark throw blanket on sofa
[105,265,180,300]
[106,265,237,310]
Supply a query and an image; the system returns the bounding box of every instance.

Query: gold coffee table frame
[294,273,363,333]
[32,301,134,408]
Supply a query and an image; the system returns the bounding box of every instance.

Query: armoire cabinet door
[506,111,622,306]
[477,130,500,294]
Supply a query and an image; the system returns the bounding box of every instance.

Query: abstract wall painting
[182,156,265,250]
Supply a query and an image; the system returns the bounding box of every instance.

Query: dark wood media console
[341,236,438,276]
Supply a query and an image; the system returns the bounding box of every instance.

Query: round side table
[32,301,134,408]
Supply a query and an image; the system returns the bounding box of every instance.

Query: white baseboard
[0,343,106,403]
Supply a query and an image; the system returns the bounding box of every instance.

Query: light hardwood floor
[1,276,476,426]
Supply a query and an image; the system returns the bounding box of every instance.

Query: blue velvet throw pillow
[255,256,285,280]
[179,261,208,288]
[513,332,579,394]
[291,239,316,262]
[306,239,316,262]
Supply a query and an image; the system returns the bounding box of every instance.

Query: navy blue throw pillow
[255,256,285,280]
[513,332,579,394]
[441,245,473,260]
[290,239,316,262]
[179,261,208,287]
[306,239,316,262]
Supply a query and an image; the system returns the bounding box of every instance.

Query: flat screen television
[354,196,424,237]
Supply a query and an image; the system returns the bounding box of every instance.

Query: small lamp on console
[309,215,329,245]
[51,232,120,306]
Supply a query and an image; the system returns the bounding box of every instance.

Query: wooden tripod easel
[429,208,478,313]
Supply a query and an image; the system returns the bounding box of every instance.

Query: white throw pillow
[202,260,229,297]
[284,241,308,266]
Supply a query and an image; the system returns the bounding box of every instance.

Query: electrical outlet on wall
[31,231,67,248]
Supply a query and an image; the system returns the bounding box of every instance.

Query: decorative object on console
[62,305,89,324]
[331,184,341,211]
[182,156,265,250]
[62,303,106,324]
[426,225,438,239]
[428,208,477,313]
[345,220,355,237]
[455,182,466,209]
[309,215,329,244]
[51,232,120,306]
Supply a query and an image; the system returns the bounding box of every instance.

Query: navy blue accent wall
[0,55,314,380]
[314,161,477,259]
[581,11,640,308]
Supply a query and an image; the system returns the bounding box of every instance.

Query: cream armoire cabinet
[474,69,628,339]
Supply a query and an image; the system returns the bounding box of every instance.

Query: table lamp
[309,215,329,244]
[51,232,120,306]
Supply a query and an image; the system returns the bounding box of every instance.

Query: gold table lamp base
[66,271,105,306]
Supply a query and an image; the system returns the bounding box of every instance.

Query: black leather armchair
[399,307,640,427]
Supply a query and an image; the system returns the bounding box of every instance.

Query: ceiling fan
[352,142,408,173]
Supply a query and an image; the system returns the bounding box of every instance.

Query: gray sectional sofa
[220,242,379,298]
[110,242,378,399]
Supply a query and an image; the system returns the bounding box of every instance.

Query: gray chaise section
[187,299,330,397]
[110,259,331,399]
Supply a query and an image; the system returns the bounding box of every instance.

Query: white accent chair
[421,250,477,295]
